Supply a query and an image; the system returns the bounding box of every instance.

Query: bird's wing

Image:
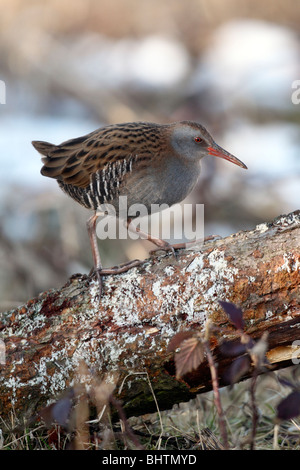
[32,127,134,188]
[32,122,166,189]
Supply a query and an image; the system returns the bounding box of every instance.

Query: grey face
[171,123,215,161]
[171,122,247,169]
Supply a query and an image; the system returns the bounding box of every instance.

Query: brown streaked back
[32,121,169,189]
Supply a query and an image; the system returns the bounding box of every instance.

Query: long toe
[89,267,103,299]
[203,234,222,243]
[96,270,103,298]
[100,259,142,275]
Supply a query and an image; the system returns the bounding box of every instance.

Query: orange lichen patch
[252,249,264,259]
[232,276,256,298]
[209,307,229,326]
[209,336,219,350]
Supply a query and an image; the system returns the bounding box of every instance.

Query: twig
[109,395,143,450]
[204,343,229,450]
[1,424,45,449]
[273,423,280,450]
[249,371,259,450]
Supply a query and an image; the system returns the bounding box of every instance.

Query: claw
[149,242,177,259]
[89,267,103,299]
[89,259,143,301]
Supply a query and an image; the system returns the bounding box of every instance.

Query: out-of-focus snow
[62,34,190,90]
[190,20,299,110]
[221,121,300,179]
[209,120,300,212]
[0,114,99,196]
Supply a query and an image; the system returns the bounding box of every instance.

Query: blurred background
[0,0,299,309]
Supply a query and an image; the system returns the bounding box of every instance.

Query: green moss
[117,372,196,419]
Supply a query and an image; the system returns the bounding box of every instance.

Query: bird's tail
[32,140,69,178]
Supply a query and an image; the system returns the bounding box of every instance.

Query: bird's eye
[194,137,203,143]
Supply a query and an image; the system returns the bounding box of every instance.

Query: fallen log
[0,210,299,423]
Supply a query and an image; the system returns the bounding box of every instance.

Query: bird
[32,120,247,296]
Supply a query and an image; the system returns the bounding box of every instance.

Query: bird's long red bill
[207,146,247,169]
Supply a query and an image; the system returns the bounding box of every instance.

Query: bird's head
[171,121,247,169]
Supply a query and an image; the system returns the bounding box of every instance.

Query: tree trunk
[0,210,299,423]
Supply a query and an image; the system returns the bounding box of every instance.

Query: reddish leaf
[223,355,251,385]
[167,330,195,353]
[277,391,300,421]
[52,397,73,427]
[219,340,247,357]
[175,337,204,378]
[40,390,74,428]
[219,301,245,330]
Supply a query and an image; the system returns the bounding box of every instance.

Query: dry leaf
[175,336,204,378]
[167,330,195,353]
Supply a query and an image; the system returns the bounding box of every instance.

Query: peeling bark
[0,211,299,422]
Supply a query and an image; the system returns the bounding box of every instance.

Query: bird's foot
[182,234,222,248]
[89,267,103,299]
[149,240,178,259]
[89,259,143,300]
[149,235,222,257]
[203,234,222,243]
[99,259,143,275]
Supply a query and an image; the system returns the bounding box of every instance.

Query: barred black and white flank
[58,155,136,210]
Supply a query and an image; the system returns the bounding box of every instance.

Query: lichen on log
[0,210,299,422]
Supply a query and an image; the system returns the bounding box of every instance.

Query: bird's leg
[148,235,222,255]
[127,219,177,258]
[127,220,221,256]
[87,213,142,279]
[170,234,222,248]
[87,211,103,296]
[99,219,142,275]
